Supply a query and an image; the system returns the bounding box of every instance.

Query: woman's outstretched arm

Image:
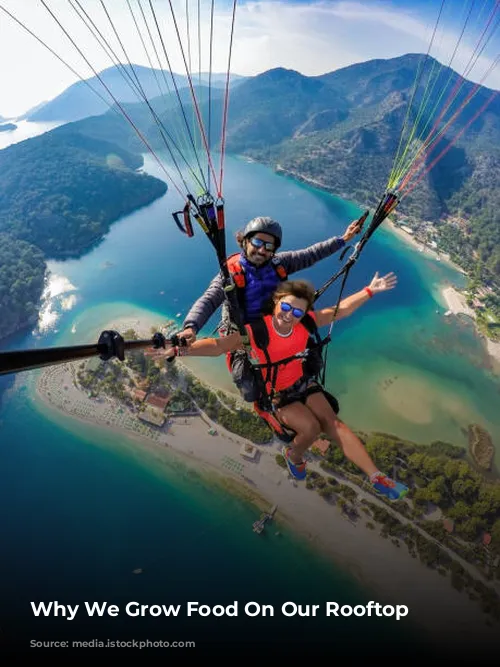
[164,332,243,358]
[315,272,397,327]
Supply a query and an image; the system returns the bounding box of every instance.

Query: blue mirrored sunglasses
[280,302,305,318]
[249,237,275,251]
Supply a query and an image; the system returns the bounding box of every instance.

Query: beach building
[138,406,166,427]
[400,225,414,235]
[240,443,259,460]
[443,518,454,534]
[311,438,330,456]
[146,393,171,411]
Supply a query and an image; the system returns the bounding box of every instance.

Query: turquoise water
[0,376,418,655]
[1,151,499,655]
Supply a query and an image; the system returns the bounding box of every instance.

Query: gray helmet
[243,216,282,248]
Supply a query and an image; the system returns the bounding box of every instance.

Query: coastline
[271,165,500,370]
[383,218,464,272]
[382,220,500,370]
[439,285,500,368]
[33,318,499,648]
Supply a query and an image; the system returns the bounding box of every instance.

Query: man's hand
[368,271,398,294]
[342,218,364,242]
[176,327,196,346]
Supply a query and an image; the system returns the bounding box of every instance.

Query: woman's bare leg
[276,401,322,465]
[305,391,378,477]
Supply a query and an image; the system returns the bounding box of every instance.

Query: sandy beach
[440,285,500,368]
[33,317,500,650]
[441,286,476,319]
[385,218,463,270]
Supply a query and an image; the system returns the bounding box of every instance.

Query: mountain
[221,67,350,152]
[27,65,247,123]
[17,100,49,121]
[230,56,500,279]
[22,54,500,279]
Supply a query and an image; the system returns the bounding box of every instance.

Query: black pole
[0,330,174,377]
[314,192,400,302]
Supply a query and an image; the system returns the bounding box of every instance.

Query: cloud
[0,0,497,118]
[230,1,499,86]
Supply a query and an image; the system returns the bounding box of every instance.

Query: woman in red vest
[165,273,408,500]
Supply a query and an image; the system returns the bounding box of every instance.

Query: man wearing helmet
[179,215,362,341]
[177,215,362,401]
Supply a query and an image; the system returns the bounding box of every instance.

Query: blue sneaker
[282,446,307,481]
[371,474,408,501]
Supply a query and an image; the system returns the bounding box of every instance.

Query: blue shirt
[240,254,282,322]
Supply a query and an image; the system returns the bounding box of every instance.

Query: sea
[1,125,499,657]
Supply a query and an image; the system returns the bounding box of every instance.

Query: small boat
[132,568,143,575]
[176,312,181,317]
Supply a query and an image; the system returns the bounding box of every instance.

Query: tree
[452,476,480,502]
[318,487,332,500]
[446,500,471,521]
[421,455,445,477]
[365,435,398,470]
[458,517,484,541]
[408,452,426,472]
[478,485,500,514]
[490,519,500,553]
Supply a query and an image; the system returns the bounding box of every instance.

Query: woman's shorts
[273,378,339,414]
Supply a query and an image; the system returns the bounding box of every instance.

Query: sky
[0,0,498,119]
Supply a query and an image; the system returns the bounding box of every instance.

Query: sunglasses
[249,237,275,251]
[280,302,305,318]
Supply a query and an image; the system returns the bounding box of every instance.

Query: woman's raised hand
[368,272,398,293]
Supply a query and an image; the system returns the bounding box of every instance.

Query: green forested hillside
[0,129,167,257]
[0,127,167,341]
[0,235,46,339]
[230,57,500,281]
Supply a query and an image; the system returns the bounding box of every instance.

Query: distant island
[0,123,16,132]
[36,318,500,633]
[469,424,495,470]
[0,127,167,342]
